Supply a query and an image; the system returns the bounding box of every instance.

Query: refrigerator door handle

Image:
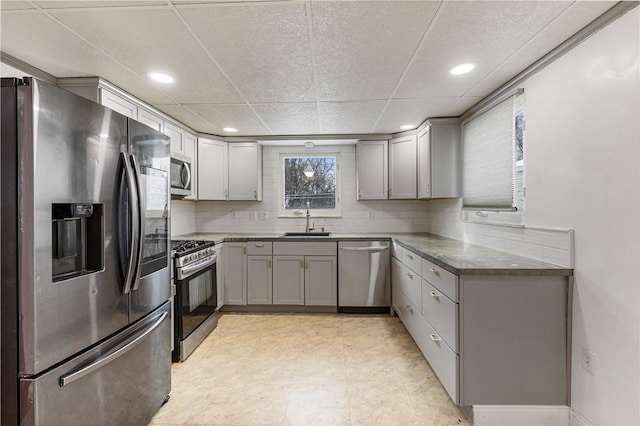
[121,152,140,294]
[59,310,168,387]
[130,154,145,291]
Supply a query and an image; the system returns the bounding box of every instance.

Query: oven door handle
[177,255,217,280]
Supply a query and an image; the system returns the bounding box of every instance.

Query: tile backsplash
[171,145,573,268]
[172,145,430,236]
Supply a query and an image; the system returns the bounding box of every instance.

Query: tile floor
[151,313,470,426]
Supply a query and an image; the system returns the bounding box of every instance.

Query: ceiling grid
[0,0,617,136]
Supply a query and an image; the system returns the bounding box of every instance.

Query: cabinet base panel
[221,305,338,314]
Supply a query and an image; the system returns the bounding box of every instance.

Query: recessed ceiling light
[400,124,415,130]
[148,72,174,83]
[449,63,475,75]
[223,127,238,133]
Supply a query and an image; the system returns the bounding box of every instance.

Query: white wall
[191,144,431,234]
[427,8,639,425]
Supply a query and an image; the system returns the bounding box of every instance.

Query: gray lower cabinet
[247,255,272,304]
[304,256,337,306]
[273,256,305,305]
[223,242,247,305]
[391,243,569,406]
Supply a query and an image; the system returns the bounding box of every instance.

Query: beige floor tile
[150,313,469,426]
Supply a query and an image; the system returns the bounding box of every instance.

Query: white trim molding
[471,405,571,426]
[570,409,595,426]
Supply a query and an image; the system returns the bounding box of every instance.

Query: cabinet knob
[268,260,272,268]
[430,334,441,343]
[300,260,304,269]
[407,254,413,260]
[255,243,264,247]
[429,267,440,276]
[429,291,439,300]
[254,190,257,199]
[224,189,228,199]
[406,304,413,313]
[407,272,413,279]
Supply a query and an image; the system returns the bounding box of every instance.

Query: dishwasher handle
[339,246,389,252]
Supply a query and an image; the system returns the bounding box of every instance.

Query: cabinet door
[216,243,224,309]
[304,256,337,306]
[356,140,388,200]
[223,243,246,305]
[417,127,432,199]
[101,89,137,119]
[247,256,272,304]
[183,132,198,200]
[228,143,261,201]
[273,256,304,305]
[165,122,184,155]
[198,138,228,200]
[389,135,417,199]
[137,108,164,133]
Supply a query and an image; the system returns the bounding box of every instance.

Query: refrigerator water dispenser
[52,203,103,281]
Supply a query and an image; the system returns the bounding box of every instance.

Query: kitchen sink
[282,232,332,237]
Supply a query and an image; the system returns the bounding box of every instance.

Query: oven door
[175,255,218,342]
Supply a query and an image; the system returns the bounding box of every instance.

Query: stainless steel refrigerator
[1,77,172,424]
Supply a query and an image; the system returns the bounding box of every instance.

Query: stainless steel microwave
[170,153,192,197]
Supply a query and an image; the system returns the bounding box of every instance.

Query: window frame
[277,152,342,218]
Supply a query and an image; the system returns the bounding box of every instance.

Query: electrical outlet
[367,210,374,219]
[233,210,239,219]
[260,212,269,220]
[252,212,258,221]
[582,347,595,375]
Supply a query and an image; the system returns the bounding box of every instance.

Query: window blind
[462,94,517,210]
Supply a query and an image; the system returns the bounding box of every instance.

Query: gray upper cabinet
[198,138,228,201]
[418,119,461,199]
[228,142,262,201]
[356,140,389,200]
[389,135,417,199]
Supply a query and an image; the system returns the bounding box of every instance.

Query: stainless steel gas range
[171,240,220,361]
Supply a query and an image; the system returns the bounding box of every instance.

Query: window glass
[284,156,336,210]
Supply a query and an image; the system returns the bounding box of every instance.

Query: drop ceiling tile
[34,1,165,9]
[50,8,242,104]
[311,1,440,102]
[372,98,460,133]
[252,103,320,135]
[185,103,271,136]
[177,3,315,103]
[0,1,33,10]
[0,11,173,104]
[319,101,387,134]
[466,1,615,98]
[440,96,483,117]
[395,1,572,99]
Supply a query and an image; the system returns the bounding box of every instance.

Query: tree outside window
[283,156,336,210]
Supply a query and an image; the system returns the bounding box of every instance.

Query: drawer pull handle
[407,254,414,260]
[407,272,413,279]
[255,243,264,247]
[429,291,439,300]
[430,334,441,342]
[429,267,440,276]
[406,304,413,313]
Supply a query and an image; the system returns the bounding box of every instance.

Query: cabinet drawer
[422,280,458,352]
[247,241,273,255]
[401,264,421,313]
[422,258,458,301]
[273,242,336,256]
[396,292,422,338]
[392,243,421,274]
[420,318,459,403]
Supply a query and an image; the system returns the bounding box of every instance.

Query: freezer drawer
[20,302,171,425]
[338,241,390,310]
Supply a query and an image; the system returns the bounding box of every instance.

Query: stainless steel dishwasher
[338,241,390,313]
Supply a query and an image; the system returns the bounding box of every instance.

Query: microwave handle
[181,162,191,190]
